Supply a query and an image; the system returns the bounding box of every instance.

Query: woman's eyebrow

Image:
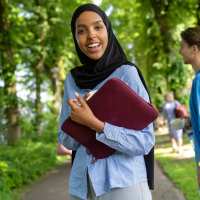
[94,20,103,24]
[77,20,103,28]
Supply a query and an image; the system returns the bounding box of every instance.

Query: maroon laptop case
[61,78,158,159]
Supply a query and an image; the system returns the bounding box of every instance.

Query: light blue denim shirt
[58,65,155,199]
[190,70,200,163]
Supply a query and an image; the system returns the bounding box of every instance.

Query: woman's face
[75,11,108,60]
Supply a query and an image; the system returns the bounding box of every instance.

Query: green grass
[156,131,200,200]
[0,140,70,200]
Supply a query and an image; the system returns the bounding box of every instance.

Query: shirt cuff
[96,122,121,142]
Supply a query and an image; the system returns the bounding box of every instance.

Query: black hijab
[70,3,130,89]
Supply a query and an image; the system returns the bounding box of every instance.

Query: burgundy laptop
[61,78,158,159]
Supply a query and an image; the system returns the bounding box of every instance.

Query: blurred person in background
[162,92,183,155]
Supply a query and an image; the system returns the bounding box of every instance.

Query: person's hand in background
[57,143,72,156]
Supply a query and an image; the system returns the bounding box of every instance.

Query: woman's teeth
[88,43,100,48]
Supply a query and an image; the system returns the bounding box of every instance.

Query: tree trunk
[33,0,47,135]
[5,101,21,145]
[150,0,172,89]
[150,0,172,55]
[50,67,62,114]
[34,60,43,135]
[0,0,21,145]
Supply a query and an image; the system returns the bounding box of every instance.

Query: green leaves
[0,141,57,198]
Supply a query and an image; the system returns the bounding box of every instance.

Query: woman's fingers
[67,92,91,112]
[76,95,87,107]
[68,99,80,110]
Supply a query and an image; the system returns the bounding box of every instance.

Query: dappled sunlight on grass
[155,126,200,200]
[56,155,71,165]
[155,126,194,160]
[156,143,194,159]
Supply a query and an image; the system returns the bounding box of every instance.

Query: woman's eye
[95,26,102,31]
[77,29,84,34]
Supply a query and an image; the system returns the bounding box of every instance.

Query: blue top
[58,65,155,199]
[190,70,200,163]
[162,100,180,122]
[162,100,183,134]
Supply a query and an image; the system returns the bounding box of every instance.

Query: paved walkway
[152,162,185,200]
[22,126,188,200]
[21,164,70,200]
[22,161,185,200]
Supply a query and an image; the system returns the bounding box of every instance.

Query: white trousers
[69,180,152,200]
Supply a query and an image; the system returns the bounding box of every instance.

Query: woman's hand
[67,94,104,132]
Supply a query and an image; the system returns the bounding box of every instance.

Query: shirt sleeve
[96,66,155,156]
[96,123,154,156]
[58,75,80,150]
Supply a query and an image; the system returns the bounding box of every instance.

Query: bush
[0,141,57,199]
[20,112,58,143]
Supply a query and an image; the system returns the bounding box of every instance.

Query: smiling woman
[58,3,155,200]
[75,11,108,60]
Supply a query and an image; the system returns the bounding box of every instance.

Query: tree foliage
[0,0,199,144]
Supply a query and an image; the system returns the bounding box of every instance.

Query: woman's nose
[87,29,96,39]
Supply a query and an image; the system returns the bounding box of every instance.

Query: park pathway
[22,161,185,200]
